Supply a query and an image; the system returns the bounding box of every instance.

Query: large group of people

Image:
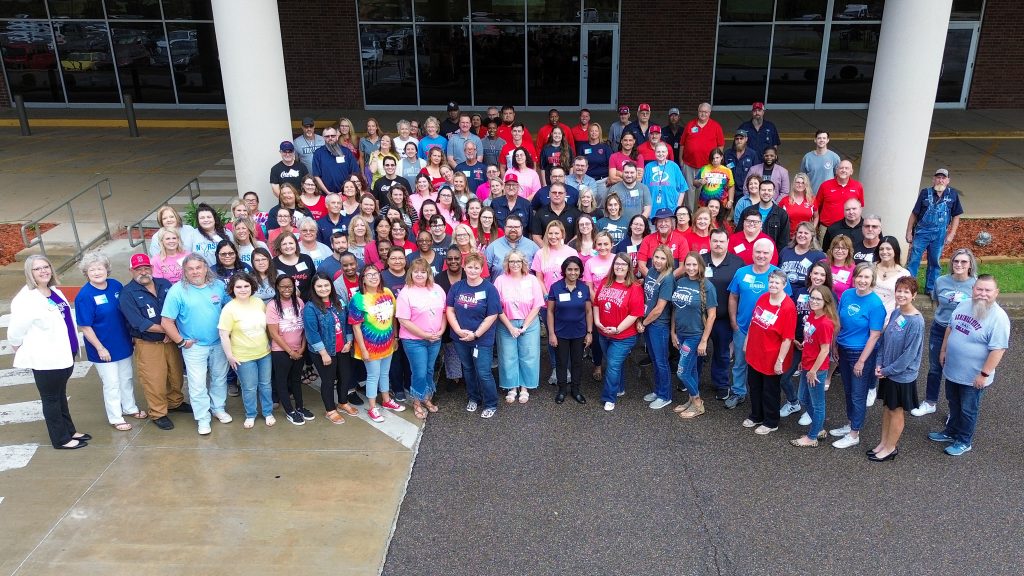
[7,102,1009,460]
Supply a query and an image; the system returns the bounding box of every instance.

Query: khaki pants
[133,338,185,419]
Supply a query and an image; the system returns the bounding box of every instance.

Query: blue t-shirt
[75,280,133,363]
[671,276,717,337]
[547,279,590,339]
[728,265,789,334]
[162,280,228,346]
[836,289,886,349]
[779,248,826,290]
[445,279,502,347]
[382,269,407,298]
[418,135,448,160]
[642,269,675,327]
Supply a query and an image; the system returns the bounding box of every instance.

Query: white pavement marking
[1,336,84,356]
[0,362,92,387]
[353,407,421,450]
[0,443,39,472]
[0,400,43,425]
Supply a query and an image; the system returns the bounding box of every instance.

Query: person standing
[741,270,797,436]
[547,256,592,405]
[905,168,964,293]
[396,258,447,419]
[724,129,758,206]
[219,273,275,429]
[679,103,725,210]
[738,102,781,160]
[494,251,545,404]
[930,275,1010,456]
[638,246,676,410]
[789,286,837,447]
[814,159,864,234]
[607,105,631,152]
[312,126,359,195]
[266,275,312,426]
[702,229,745,402]
[671,252,717,419]
[800,130,842,194]
[270,140,308,200]
[9,256,90,449]
[595,253,646,411]
[446,253,502,419]
[304,272,361,423]
[349,265,404,424]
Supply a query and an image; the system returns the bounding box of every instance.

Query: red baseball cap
[130,254,152,269]
[504,173,519,183]
[752,102,765,111]
[638,103,651,112]
[649,124,662,134]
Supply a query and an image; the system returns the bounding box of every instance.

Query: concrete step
[199,169,236,178]
[197,181,239,191]
[215,158,234,166]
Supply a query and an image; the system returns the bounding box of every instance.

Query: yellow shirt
[217,297,270,362]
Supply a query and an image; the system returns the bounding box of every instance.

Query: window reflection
[719,0,772,22]
[414,0,467,22]
[775,0,827,21]
[833,1,883,21]
[111,22,174,103]
[767,24,823,103]
[470,0,525,22]
[46,0,102,19]
[584,0,619,23]
[359,0,412,22]
[0,0,47,18]
[713,25,770,105]
[472,24,524,105]
[161,0,213,21]
[106,0,162,19]
[166,22,222,104]
[1,19,63,101]
[821,24,880,103]
[416,24,471,105]
[937,28,972,103]
[528,25,579,106]
[527,0,578,23]
[57,21,119,103]
[361,24,417,105]
[951,0,983,21]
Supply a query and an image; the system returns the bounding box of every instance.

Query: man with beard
[747,146,790,201]
[725,129,758,204]
[312,126,358,195]
[822,198,864,254]
[906,168,964,293]
[485,214,539,279]
[270,141,308,200]
[738,102,781,159]
[316,232,350,281]
[931,275,1009,456]
[293,117,325,172]
[119,254,188,431]
[853,215,883,265]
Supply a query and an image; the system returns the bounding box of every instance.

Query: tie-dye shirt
[698,164,734,203]
[348,288,397,361]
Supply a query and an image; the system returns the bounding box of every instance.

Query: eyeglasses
[863,224,881,229]
[508,260,523,264]
[219,252,237,257]
[808,296,825,302]
[363,272,380,278]
[32,265,51,271]
[455,233,470,238]
[952,259,970,265]
[744,220,761,226]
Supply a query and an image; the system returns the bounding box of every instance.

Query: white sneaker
[829,424,852,437]
[866,387,877,407]
[742,418,758,428]
[603,402,615,411]
[780,402,801,417]
[548,370,557,385]
[213,411,233,424]
[754,425,778,435]
[616,390,626,397]
[910,402,936,417]
[643,392,658,402]
[832,433,860,449]
[649,398,672,410]
[798,412,812,426]
[197,421,211,435]
[465,401,478,412]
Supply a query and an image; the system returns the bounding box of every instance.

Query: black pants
[271,351,305,413]
[34,367,76,448]
[555,336,585,395]
[748,368,781,428]
[313,351,352,411]
[389,340,411,393]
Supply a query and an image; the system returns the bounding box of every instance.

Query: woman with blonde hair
[232,217,268,267]
[148,204,197,257]
[671,251,717,419]
[637,245,676,410]
[151,226,189,283]
[450,223,488,278]
[337,117,358,155]
[359,117,382,171]
[494,249,545,404]
[780,172,816,239]
[417,116,448,161]
[367,133,397,187]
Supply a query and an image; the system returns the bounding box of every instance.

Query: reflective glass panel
[359,0,412,21]
[719,0,772,22]
[583,0,618,23]
[46,0,103,18]
[775,0,827,21]
[936,28,972,103]
[584,27,612,105]
[713,24,770,105]
[416,24,471,105]
[414,0,467,22]
[767,24,823,103]
[161,0,212,21]
[166,22,222,103]
[821,24,880,104]
[527,25,579,106]
[56,21,119,102]
[111,22,174,103]
[951,0,983,21]
[361,24,417,105]
[0,0,47,18]
[106,0,162,19]
[1,19,63,101]
[527,0,578,23]
[832,1,883,21]
[470,0,524,23]
[472,24,525,105]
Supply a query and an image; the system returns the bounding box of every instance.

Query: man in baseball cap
[493,171,532,230]
[625,103,654,145]
[270,138,308,199]
[639,124,674,162]
[608,105,632,151]
[636,208,690,277]
[906,167,964,294]
[118,253,188,431]
[294,117,325,172]
[441,101,461,135]
[738,101,780,159]
[663,107,684,159]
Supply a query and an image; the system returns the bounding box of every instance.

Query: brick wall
[619,1,715,111]
[277,0,362,109]
[969,1,1024,108]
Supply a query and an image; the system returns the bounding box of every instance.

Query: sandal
[337,403,359,416]
[301,365,318,385]
[326,410,345,424]
[505,389,517,404]
[424,402,439,413]
[413,404,427,420]
[113,422,133,431]
[518,389,529,404]
[679,402,706,419]
[673,400,693,413]
[125,411,147,420]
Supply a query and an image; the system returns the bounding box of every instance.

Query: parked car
[60,51,110,71]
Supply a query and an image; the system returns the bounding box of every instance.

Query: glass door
[936,22,979,108]
[581,25,618,108]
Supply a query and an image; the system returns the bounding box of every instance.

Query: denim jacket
[302,293,351,355]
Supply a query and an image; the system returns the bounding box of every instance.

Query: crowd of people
[7,102,1009,459]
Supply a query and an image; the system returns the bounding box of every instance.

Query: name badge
[797,294,809,304]
[895,315,907,329]
[335,156,346,164]
[954,291,967,302]
[733,244,746,254]
[296,262,308,271]
[800,257,812,268]
[558,292,571,302]
[472,347,479,358]
[629,189,639,198]
[743,274,755,283]
[759,309,778,324]
[211,295,221,305]
[705,268,713,278]
[626,245,637,254]
[690,126,699,133]
[94,294,108,305]
[474,290,487,300]
[146,304,156,318]
[836,270,850,282]
[584,148,592,154]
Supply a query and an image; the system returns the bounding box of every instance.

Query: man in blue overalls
[905,168,964,293]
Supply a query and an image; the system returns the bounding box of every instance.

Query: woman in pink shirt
[506,147,542,200]
[396,258,447,420]
[494,249,546,404]
[531,220,579,296]
[151,227,188,283]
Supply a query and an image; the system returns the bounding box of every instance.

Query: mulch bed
[956,218,1024,259]
[0,223,58,267]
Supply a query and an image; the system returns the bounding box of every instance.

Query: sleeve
[950,192,965,218]
[657,275,675,302]
[628,285,646,317]
[724,166,735,188]
[311,150,323,178]
[988,311,1011,350]
[868,297,886,330]
[266,300,282,325]
[118,288,152,332]
[161,285,181,319]
[302,306,325,352]
[530,276,546,308]
[446,285,458,308]
[910,190,927,217]
[216,303,235,332]
[530,251,543,277]
[486,283,502,316]
[74,289,96,328]
[636,237,652,263]
[880,316,924,377]
[347,293,365,325]
[728,273,740,296]
[704,279,718,309]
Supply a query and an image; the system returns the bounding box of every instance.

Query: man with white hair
[930,275,1009,456]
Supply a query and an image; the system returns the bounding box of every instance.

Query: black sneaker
[393,390,407,402]
[715,389,731,401]
[287,411,305,425]
[153,416,175,430]
[347,391,364,406]
[724,393,746,410]
[298,408,315,421]
[170,402,192,413]
[228,383,241,397]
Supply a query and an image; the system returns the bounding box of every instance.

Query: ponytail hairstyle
[683,251,708,321]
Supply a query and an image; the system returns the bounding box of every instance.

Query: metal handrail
[127,177,201,248]
[20,179,114,273]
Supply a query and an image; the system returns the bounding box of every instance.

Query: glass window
[713,25,770,105]
[527,25,579,106]
[416,24,471,106]
[937,28,973,103]
[470,0,524,23]
[767,24,823,103]
[1,20,63,102]
[361,24,417,105]
[527,0,578,23]
[719,0,773,22]
[583,0,619,23]
[111,22,174,103]
[359,0,412,21]
[951,0,983,21]
[46,0,103,19]
[775,0,827,21]
[584,27,613,105]
[56,21,118,102]
[161,0,213,21]
[106,0,162,19]
[166,22,222,104]
[414,0,467,22]
[0,0,47,18]
[821,24,880,104]
[833,1,884,21]
[472,24,525,105]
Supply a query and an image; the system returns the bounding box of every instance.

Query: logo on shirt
[846,303,861,316]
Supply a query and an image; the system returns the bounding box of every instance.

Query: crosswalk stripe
[352,406,421,450]
[0,362,92,388]
[0,444,39,472]
[0,400,44,425]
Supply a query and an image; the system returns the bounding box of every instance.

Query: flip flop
[124,411,147,420]
[424,402,439,413]
[113,422,133,431]
[413,405,427,420]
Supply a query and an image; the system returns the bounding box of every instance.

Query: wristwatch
[980,370,990,378]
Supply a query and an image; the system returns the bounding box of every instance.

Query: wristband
[980,370,990,378]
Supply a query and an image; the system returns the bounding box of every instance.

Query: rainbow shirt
[698,164,734,203]
[348,288,397,361]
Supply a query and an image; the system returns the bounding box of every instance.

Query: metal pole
[14,95,31,136]
[124,93,140,137]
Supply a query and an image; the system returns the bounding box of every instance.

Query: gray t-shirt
[877,311,924,383]
[294,134,326,172]
[942,299,1011,387]
[931,275,976,326]
[606,181,651,222]
[800,149,841,193]
[642,269,675,327]
[671,276,717,337]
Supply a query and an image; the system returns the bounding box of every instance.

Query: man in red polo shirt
[637,124,674,163]
[498,123,539,170]
[637,209,689,278]
[680,102,725,210]
[729,212,778,265]
[535,108,574,152]
[571,109,592,152]
[495,105,533,146]
[813,158,864,231]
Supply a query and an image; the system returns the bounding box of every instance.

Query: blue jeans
[838,344,877,432]
[496,319,541,390]
[364,354,394,399]
[591,331,604,366]
[730,329,748,397]
[800,369,826,439]
[645,323,672,400]
[181,343,229,423]
[402,338,442,401]
[907,229,944,292]
[943,380,986,446]
[600,334,637,404]
[236,353,272,418]
[674,332,702,397]
[708,319,733,394]
[779,347,802,404]
[925,320,946,404]
[453,341,498,410]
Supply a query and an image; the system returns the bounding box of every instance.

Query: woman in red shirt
[594,252,645,411]
[791,285,838,447]
[742,269,797,435]
[684,207,713,255]
[779,171,815,240]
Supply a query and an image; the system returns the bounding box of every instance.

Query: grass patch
[916,262,1024,293]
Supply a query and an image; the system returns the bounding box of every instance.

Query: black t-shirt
[372,175,411,205]
[269,160,308,190]
[702,252,745,318]
[822,219,864,253]
[531,204,581,240]
[455,161,487,192]
[274,254,317,295]
[853,239,879,266]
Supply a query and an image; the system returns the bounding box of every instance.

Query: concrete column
[211,0,292,209]
[860,0,952,250]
